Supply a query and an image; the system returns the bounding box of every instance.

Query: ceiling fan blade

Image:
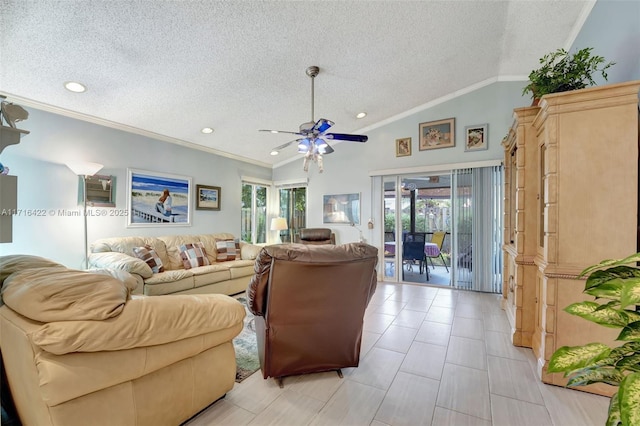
[312,118,334,134]
[324,133,368,143]
[272,138,300,151]
[259,129,302,136]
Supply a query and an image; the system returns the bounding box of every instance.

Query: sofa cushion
[30,294,246,355]
[179,242,210,269]
[215,238,240,261]
[2,268,129,322]
[132,245,165,273]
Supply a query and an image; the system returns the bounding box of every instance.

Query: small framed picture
[419,118,455,150]
[196,184,221,210]
[464,124,488,151]
[395,137,411,157]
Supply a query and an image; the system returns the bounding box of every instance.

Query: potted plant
[522,47,615,104]
[548,253,640,426]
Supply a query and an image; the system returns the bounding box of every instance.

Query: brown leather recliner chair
[246,243,378,385]
[293,228,336,245]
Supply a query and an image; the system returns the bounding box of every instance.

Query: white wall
[0,108,271,268]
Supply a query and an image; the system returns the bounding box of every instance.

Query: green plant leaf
[565,301,630,328]
[615,353,640,372]
[549,343,611,373]
[585,266,640,291]
[619,373,640,426]
[607,392,622,426]
[566,367,624,387]
[581,253,640,277]
[585,281,624,300]
[618,322,640,341]
[620,278,640,308]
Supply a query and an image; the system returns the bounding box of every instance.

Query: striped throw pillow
[132,245,165,273]
[179,242,211,269]
[215,238,240,262]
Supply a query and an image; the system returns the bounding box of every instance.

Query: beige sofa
[0,254,245,426]
[89,233,261,296]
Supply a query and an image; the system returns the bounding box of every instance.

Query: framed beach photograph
[464,124,488,151]
[196,184,221,210]
[323,193,360,225]
[419,118,455,151]
[396,137,411,157]
[126,168,192,227]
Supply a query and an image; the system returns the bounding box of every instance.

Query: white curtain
[451,166,503,293]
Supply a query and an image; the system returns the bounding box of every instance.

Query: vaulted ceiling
[0,1,593,167]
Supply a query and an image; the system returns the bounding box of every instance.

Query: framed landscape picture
[419,118,455,151]
[464,124,488,151]
[395,137,411,157]
[126,168,192,227]
[196,184,221,210]
[323,193,360,225]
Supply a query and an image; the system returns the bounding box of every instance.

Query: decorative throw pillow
[215,238,241,262]
[132,245,165,273]
[179,242,210,269]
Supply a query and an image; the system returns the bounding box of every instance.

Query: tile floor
[185,282,610,426]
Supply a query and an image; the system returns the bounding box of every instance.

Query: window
[241,182,267,244]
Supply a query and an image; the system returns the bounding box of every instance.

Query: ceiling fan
[259,66,368,173]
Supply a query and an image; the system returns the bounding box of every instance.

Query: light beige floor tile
[392,308,427,328]
[425,306,455,324]
[454,302,484,319]
[415,320,451,346]
[363,312,395,334]
[403,297,434,312]
[373,299,407,315]
[388,284,439,301]
[225,371,286,414]
[482,311,511,333]
[184,399,255,425]
[360,330,381,359]
[309,380,386,426]
[436,363,491,420]
[374,371,439,426]
[247,389,325,426]
[431,295,457,308]
[430,407,491,426]
[446,336,487,370]
[490,394,552,426]
[400,341,447,380]
[370,421,391,426]
[487,356,544,405]
[537,382,609,426]
[345,347,405,390]
[451,316,485,340]
[485,330,528,361]
[286,371,345,403]
[375,324,418,353]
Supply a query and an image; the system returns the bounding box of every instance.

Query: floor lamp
[270,217,288,244]
[67,162,104,269]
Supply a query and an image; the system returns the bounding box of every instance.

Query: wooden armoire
[502,80,640,396]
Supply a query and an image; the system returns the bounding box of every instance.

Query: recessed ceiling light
[201,127,214,134]
[356,112,367,119]
[270,150,279,156]
[64,81,86,93]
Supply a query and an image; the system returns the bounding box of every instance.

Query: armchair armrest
[88,252,153,279]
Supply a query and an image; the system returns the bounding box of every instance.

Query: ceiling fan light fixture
[297,139,311,153]
[356,112,367,119]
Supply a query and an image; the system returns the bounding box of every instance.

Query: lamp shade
[66,161,103,176]
[270,217,288,231]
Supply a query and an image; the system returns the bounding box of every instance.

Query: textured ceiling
[0,0,592,167]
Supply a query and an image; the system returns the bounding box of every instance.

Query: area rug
[233,296,260,383]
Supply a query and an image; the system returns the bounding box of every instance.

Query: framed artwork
[419,118,455,150]
[126,168,192,227]
[464,124,488,151]
[196,184,221,210]
[323,193,360,225]
[395,137,411,157]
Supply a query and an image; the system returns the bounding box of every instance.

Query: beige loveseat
[0,255,245,426]
[89,233,261,296]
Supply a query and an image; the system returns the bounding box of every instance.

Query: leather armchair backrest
[294,228,335,245]
[246,243,378,379]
